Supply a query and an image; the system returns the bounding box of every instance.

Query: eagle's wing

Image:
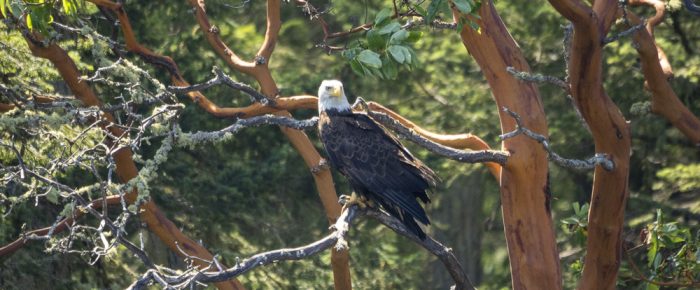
[320,113,437,228]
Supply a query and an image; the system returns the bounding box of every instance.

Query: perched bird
[317,80,438,240]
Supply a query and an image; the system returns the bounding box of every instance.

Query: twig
[183,115,319,142]
[499,107,614,171]
[603,22,646,45]
[168,67,274,106]
[506,67,568,91]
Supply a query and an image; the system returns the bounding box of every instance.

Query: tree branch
[128,203,476,290]
[625,10,700,145]
[168,67,274,106]
[506,66,569,91]
[352,98,509,165]
[499,107,614,171]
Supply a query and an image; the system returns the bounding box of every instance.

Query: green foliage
[641,210,699,287]
[342,9,421,79]
[561,202,589,247]
[1,0,82,34]
[1,1,699,289]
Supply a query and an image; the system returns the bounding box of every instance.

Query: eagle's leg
[339,192,371,210]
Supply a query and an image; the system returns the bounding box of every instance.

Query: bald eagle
[317,80,438,240]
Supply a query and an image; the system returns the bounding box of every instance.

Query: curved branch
[256,0,281,62]
[128,204,475,290]
[628,0,673,77]
[187,0,256,74]
[168,67,273,105]
[548,0,594,24]
[626,11,700,144]
[548,1,633,289]
[499,107,614,171]
[366,110,509,165]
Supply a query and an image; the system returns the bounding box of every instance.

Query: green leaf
[46,188,60,204]
[26,13,33,31]
[62,0,77,15]
[426,0,444,24]
[357,50,382,68]
[366,30,386,51]
[1,0,7,18]
[413,4,427,17]
[377,22,400,35]
[645,283,660,290]
[469,19,480,32]
[453,0,473,14]
[60,202,76,217]
[9,1,23,18]
[388,45,405,64]
[128,204,138,213]
[350,60,365,76]
[381,57,398,79]
[403,47,413,64]
[406,31,422,43]
[389,29,408,44]
[374,8,392,27]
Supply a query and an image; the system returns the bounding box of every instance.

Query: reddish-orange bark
[454,2,561,289]
[629,0,674,77]
[547,1,631,289]
[625,10,700,144]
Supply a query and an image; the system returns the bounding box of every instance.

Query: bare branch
[499,107,614,171]
[128,203,475,290]
[183,115,318,142]
[506,66,569,91]
[603,22,646,45]
[168,67,274,106]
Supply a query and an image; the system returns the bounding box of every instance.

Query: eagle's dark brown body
[318,108,438,239]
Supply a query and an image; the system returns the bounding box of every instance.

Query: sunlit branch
[128,203,475,290]
[506,67,568,91]
[168,67,274,106]
[353,98,509,165]
[603,22,646,45]
[500,107,614,171]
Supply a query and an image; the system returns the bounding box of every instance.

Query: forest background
[1,0,699,289]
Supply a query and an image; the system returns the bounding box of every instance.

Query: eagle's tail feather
[401,211,427,240]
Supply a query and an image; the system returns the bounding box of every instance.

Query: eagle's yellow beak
[329,86,342,98]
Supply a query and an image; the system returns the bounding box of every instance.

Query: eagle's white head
[318,80,351,114]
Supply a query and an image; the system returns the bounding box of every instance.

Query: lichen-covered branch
[128,203,475,290]
[168,67,273,106]
[500,107,614,171]
[506,66,569,91]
